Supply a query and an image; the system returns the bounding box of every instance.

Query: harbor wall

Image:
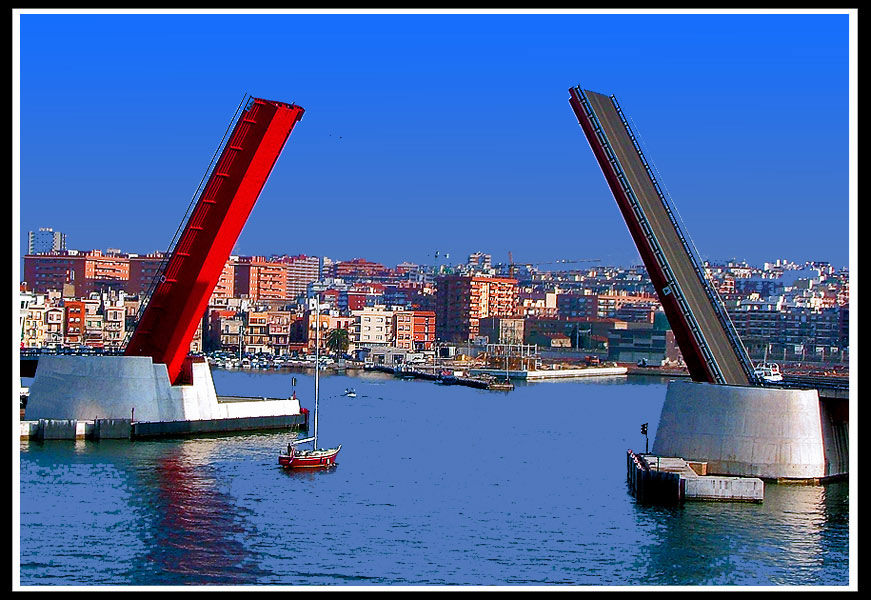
[24,355,301,424]
[652,380,836,480]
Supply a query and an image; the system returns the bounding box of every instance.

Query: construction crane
[125,96,305,385]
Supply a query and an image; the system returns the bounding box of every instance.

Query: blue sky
[15,10,854,270]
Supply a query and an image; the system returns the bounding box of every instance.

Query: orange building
[24,250,128,296]
[393,310,436,351]
[234,256,288,302]
[271,254,320,298]
[63,300,85,346]
[435,275,518,343]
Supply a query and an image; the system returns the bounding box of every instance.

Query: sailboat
[279,299,341,469]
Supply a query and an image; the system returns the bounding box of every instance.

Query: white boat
[343,388,357,398]
[754,362,783,382]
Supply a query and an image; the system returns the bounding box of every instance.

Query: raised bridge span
[568,86,757,387]
[568,86,848,480]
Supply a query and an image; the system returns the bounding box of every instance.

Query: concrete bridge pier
[652,380,847,482]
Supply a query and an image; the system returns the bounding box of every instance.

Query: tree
[326,328,350,356]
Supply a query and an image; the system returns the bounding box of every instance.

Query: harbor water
[17,370,850,587]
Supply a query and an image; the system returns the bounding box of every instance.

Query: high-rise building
[272,254,320,298]
[233,256,288,302]
[435,275,518,343]
[27,227,66,254]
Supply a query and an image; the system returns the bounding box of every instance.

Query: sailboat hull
[279,445,341,469]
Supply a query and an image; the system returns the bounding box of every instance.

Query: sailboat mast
[314,302,320,450]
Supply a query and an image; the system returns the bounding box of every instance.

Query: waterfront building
[329,315,356,352]
[435,275,518,343]
[393,310,436,351]
[606,324,679,365]
[20,292,48,348]
[264,311,293,355]
[351,307,396,349]
[206,309,240,352]
[243,311,270,354]
[27,227,66,255]
[100,293,127,350]
[63,300,85,346]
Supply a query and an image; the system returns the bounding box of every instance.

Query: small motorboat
[754,362,784,382]
[343,388,357,398]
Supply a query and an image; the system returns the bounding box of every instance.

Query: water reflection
[632,482,849,586]
[131,441,271,585]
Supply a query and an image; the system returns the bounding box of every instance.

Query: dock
[470,366,628,380]
[20,396,308,441]
[363,364,490,389]
[627,449,763,504]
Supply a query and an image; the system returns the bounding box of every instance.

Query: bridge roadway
[578,90,751,386]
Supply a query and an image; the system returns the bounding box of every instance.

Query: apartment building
[20,293,48,348]
[64,300,85,346]
[210,260,236,302]
[352,308,395,349]
[334,258,389,281]
[24,250,130,296]
[234,256,288,302]
[393,310,436,351]
[435,275,518,343]
[127,253,166,295]
[272,254,320,298]
[27,227,66,254]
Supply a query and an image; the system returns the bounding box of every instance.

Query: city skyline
[16,231,850,275]
[15,10,856,273]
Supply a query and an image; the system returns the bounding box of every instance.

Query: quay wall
[22,355,304,440]
[652,380,840,480]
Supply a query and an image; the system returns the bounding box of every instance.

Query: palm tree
[326,328,350,356]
